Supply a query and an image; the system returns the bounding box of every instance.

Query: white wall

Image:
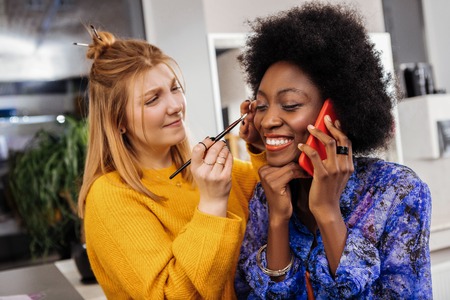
[142,0,220,143]
[422,0,450,94]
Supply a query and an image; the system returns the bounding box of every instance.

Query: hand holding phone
[298,99,337,176]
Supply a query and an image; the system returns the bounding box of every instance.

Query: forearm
[266,220,291,281]
[172,209,243,297]
[315,211,347,275]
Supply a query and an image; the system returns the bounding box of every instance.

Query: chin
[167,131,186,146]
[266,156,296,167]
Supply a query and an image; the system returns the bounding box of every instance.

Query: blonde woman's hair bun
[86,30,116,60]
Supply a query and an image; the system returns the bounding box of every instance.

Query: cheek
[291,117,315,141]
[181,102,187,117]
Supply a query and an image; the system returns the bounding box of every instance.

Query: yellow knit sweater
[84,154,265,299]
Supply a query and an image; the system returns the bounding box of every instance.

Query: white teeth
[266,138,291,146]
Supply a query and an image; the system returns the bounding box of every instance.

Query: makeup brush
[169,113,248,179]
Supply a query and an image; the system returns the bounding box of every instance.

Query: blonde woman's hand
[190,138,233,217]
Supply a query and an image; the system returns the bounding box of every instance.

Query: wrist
[269,216,290,228]
[198,197,228,217]
[312,208,343,227]
[256,244,294,278]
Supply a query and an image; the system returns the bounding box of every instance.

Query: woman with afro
[235,2,432,299]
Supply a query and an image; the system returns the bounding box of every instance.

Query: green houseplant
[7,115,87,258]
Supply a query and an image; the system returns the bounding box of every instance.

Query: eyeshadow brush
[169,113,247,179]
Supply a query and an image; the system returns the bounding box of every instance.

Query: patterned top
[235,157,432,299]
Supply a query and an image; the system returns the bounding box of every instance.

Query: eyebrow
[141,77,178,98]
[257,87,308,98]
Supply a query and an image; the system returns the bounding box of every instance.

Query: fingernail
[307,124,315,130]
[325,115,332,123]
[335,120,341,129]
[298,143,304,150]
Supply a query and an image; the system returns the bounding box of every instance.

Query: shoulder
[231,157,258,185]
[353,157,428,190]
[350,157,431,210]
[87,171,146,211]
[90,171,128,193]
[232,157,252,171]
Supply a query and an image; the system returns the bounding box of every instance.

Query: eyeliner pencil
[169,113,248,179]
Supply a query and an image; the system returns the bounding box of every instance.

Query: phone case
[298,99,337,176]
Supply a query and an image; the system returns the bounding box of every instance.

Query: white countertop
[54,259,106,300]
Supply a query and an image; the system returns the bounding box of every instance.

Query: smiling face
[125,63,187,167]
[254,61,323,167]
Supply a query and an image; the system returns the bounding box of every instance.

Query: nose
[260,106,282,129]
[167,94,184,115]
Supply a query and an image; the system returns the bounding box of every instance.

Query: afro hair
[238,2,398,154]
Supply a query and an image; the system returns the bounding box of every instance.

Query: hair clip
[90,25,102,41]
[73,42,89,47]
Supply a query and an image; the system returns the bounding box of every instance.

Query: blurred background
[0,0,449,298]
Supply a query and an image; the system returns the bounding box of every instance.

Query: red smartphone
[298,99,337,176]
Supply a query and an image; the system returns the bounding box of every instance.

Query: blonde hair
[78,30,193,217]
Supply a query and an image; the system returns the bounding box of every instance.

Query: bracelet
[256,244,294,277]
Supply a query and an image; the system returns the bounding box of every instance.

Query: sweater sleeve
[84,174,245,300]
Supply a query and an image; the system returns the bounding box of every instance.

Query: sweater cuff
[190,208,242,236]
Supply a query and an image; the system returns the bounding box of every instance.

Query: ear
[119,128,126,134]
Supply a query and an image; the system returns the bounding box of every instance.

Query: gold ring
[216,161,225,165]
[219,154,227,159]
[203,160,215,165]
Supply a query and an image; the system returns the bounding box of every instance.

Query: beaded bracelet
[256,244,294,277]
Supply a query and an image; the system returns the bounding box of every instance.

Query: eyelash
[283,104,301,111]
[171,85,182,92]
[144,85,182,106]
[255,104,301,112]
[145,97,157,106]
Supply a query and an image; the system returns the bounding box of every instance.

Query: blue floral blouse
[235,157,432,299]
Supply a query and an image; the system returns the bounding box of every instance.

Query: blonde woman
[78,30,264,299]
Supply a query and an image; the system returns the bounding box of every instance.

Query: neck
[292,178,317,233]
[137,145,173,169]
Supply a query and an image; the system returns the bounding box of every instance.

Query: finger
[306,123,337,160]
[203,140,227,167]
[219,145,233,175]
[259,163,303,185]
[298,142,327,175]
[192,137,211,164]
[240,99,252,114]
[324,116,349,149]
[324,116,354,161]
[315,117,354,174]
[214,145,230,167]
[239,100,252,130]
